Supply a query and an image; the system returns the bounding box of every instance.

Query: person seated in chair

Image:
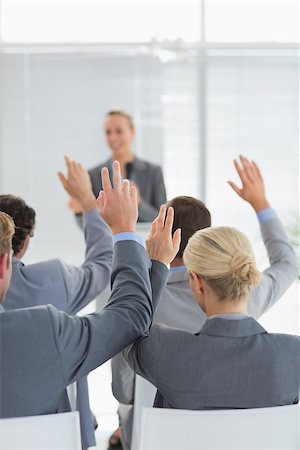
[111,156,298,449]
[0,157,114,449]
[124,217,300,412]
[0,162,179,450]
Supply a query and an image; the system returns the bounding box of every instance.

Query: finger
[150,217,157,236]
[156,204,167,230]
[101,167,112,192]
[164,206,174,234]
[96,190,106,212]
[172,228,181,253]
[130,184,138,205]
[113,160,122,190]
[64,155,72,165]
[64,156,74,175]
[122,179,130,195]
[57,172,68,188]
[227,181,242,197]
[240,155,255,182]
[234,159,250,185]
[251,160,263,180]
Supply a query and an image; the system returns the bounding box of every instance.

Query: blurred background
[0,1,299,447]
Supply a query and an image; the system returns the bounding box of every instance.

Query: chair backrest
[139,404,300,450]
[0,411,82,450]
[131,375,157,450]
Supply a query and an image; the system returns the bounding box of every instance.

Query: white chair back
[139,404,300,450]
[0,411,82,450]
[131,375,157,450]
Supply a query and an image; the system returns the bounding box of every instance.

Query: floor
[86,360,119,450]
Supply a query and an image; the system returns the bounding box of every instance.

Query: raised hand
[58,156,96,212]
[228,155,270,212]
[97,160,138,234]
[146,205,181,266]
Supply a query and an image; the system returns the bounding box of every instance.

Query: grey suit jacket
[124,318,300,409]
[4,208,113,314]
[88,157,166,222]
[3,208,113,448]
[112,212,298,404]
[0,241,168,419]
[112,212,298,448]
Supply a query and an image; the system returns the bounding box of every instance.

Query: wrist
[112,227,136,235]
[80,196,97,212]
[252,199,270,213]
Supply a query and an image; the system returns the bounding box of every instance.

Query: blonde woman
[124,222,300,410]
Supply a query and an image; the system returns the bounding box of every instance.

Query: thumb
[97,190,106,212]
[227,181,242,197]
[172,228,181,253]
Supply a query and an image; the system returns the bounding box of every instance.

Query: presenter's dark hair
[0,195,35,255]
[167,196,211,259]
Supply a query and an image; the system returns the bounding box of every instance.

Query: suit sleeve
[111,352,136,404]
[59,208,113,315]
[248,212,298,318]
[111,259,168,404]
[138,166,167,222]
[123,325,160,388]
[150,260,169,311]
[48,240,154,385]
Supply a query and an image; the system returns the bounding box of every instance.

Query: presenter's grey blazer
[88,158,166,222]
[0,241,168,418]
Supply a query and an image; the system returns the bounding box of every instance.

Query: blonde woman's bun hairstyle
[183,226,261,302]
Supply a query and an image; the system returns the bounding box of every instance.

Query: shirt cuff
[112,232,144,247]
[169,265,187,274]
[256,208,277,223]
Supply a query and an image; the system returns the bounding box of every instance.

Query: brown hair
[183,226,261,302]
[167,196,211,259]
[0,212,15,266]
[106,110,135,129]
[0,195,35,255]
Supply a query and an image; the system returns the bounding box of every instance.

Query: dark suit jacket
[88,157,167,222]
[124,317,300,410]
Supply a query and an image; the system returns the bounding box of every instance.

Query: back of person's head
[0,195,35,255]
[167,196,211,259]
[106,109,135,130]
[0,211,15,262]
[183,226,261,301]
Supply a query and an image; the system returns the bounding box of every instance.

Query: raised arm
[228,155,297,318]
[50,161,152,384]
[58,156,113,314]
[122,204,181,385]
[111,205,179,404]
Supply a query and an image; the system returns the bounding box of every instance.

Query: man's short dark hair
[0,195,35,255]
[167,196,211,259]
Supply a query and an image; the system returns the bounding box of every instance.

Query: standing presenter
[71,110,167,223]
